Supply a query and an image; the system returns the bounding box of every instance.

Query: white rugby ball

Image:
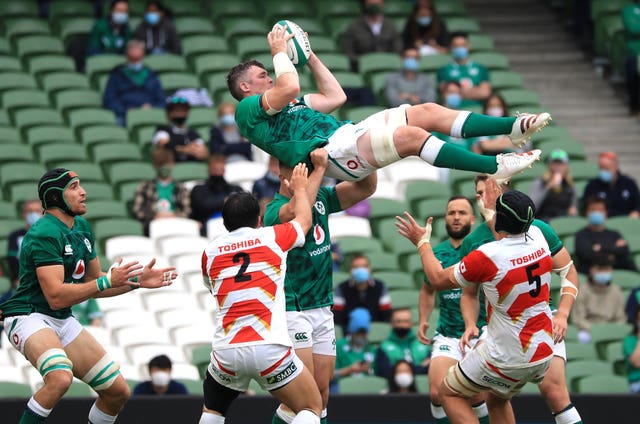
[273,19,311,68]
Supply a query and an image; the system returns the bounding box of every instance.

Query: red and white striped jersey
[453,225,554,368]
[202,222,305,350]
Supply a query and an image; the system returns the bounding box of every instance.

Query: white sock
[292,409,320,424]
[199,412,225,424]
[321,408,327,419]
[472,401,489,418]
[418,135,446,164]
[554,404,582,424]
[88,402,117,424]
[276,405,296,424]
[430,403,447,419]
[27,397,52,418]
[450,111,471,138]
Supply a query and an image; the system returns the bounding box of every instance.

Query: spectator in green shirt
[333,308,377,393]
[624,304,640,393]
[87,0,132,56]
[71,298,103,327]
[437,32,492,108]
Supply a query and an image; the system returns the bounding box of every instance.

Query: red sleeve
[273,222,303,251]
[457,250,499,284]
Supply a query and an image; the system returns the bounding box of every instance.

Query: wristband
[96,276,112,292]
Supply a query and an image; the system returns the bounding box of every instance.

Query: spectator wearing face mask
[583,151,640,218]
[133,1,181,55]
[87,0,131,56]
[572,255,626,344]
[152,96,208,162]
[333,253,392,334]
[6,199,42,285]
[430,81,478,151]
[333,308,377,392]
[375,308,430,379]
[209,102,252,163]
[384,48,436,107]
[529,149,578,222]
[472,93,531,155]
[574,196,637,274]
[437,31,491,108]
[252,156,281,217]
[401,0,449,55]
[386,360,418,394]
[133,355,188,395]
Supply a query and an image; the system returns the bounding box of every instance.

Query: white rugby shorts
[286,306,336,356]
[4,313,83,355]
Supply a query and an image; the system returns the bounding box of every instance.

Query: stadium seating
[338,376,387,394]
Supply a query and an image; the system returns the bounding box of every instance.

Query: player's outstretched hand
[286,163,309,194]
[267,23,294,56]
[108,258,144,288]
[552,311,568,344]
[128,258,178,289]
[309,148,328,171]
[395,211,430,247]
[459,326,479,354]
[418,321,431,345]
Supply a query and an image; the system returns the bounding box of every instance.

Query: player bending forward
[397,191,555,424]
[199,165,322,424]
[228,24,550,185]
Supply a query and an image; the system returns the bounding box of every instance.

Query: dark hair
[449,31,469,44]
[583,195,606,212]
[483,93,508,116]
[349,252,370,266]
[447,195,474,211]
[110,0,129,10]
[387,360,418,393]
[590,253,613,269]
[391,307,412,318]
[222,192,260,231]
[227,60,267,101]
[148,354,172,370]
[403,2,443,47]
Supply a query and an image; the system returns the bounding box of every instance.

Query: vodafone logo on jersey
[72,259,86,280]
[313,224,325,245]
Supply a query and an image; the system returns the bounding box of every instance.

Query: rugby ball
[273,19,311,68]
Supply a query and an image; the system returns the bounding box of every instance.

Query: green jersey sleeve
[31,235,64,267]
[477,64,490,82]
[531,219,563,256]
[263,194,287,226]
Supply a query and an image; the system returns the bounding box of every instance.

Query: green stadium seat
[15,36,65,63]
[591,0,630,22]
[160,72,200,93]
[316,53,350,72]
[389,289,419,309]
[369,322,392,344]
[205,71,231,101]
[405,254,427,286]
[576,374,628,394]
[498,89,540,109]
[338,376,387,394]
[324,16,355,40]
[264,3,315,23]
[93,143,143,170]
[490,70,524,91]
[9,182,39,204]
[2,89,50,117]
[26,126,76,149]
[468,34,495,52]
[375,271,415,291]
[54,89,102,116]
[5,18,50,44]
[84,200,129,222]
[0,72,38,93]
[145,54,188,74]
[221,18,269,41]
[569,161,599,182]
[64,381,96,398]
[0,56,23,72]
[419,54,452,73]
[357,251,399,273]
[290,18,326,36]
[536,138,586,161]
[0,1,39,18]
[27,55,75,81]
[209,1,260,21]
[444,17,481,34]
[603,341,626,375]
[414,198,449,221]
[93,218,144,249]
[547,216,587,239]
[41,72,91,96]
[55,17,94,47]
[336,236,384,255]
[606,216,640,236]
[190,345,211,379]
[187,108,216,128]
[470,52,510,71]
[85,54,123,87]
[0,218,26,239]
[174,17,215,36]
[193,53,239,80]
[81,125,129,151]
[368,198,409,233]
[565,359,613,392]
[109,162,155,191]
[67,108,117,135]
[49,0,95,19]
[608,269,640,290]
[126,108,166,134]
[0,162,46,188]
[358,52,403,84]
[404,180,452,212]
[164,0,203,17]
[333,271,350,288]
[0,382,32,398]
[344,106,384,123]
[590,322,633,358]
[384,1,412,17]
[56,162,106,183]
[118,181,142,205]
[235,35,270,61]
[80,182,114,201]
[13,107,64,136]
[247,379,269,396]
[0,127,20,145]
[565,341,598,361]
[0,145,35,165]
[37,144,89,168]
[181,35,228,64]
[0,38,10,56]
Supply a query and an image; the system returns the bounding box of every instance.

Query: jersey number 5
[233,252,251,282]
[525,263,541,297]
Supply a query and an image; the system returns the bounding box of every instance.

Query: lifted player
[227,24,549,185]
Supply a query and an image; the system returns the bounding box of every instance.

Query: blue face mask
[451,46,469,60]
[351,267,370,283]
[588,211,605,226]
[592,272,612,285]
[111,12,129,25]
[598,169,613,183]
[416,16,432,26]
[127,62,143,71]
[145,11,160,25]
[402,57,419,72]
[219,113,235,127]
[446,93,462,109]
[26,211,41,227]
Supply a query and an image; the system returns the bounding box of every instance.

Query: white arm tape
[553,260,572,280]
[263,91,281,116]
[555,260,578,299]
[273,52,297,79]
[477,198,495,222]
[303,93,313,109]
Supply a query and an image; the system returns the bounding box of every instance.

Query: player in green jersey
[0,168,177,424]
[264,149,376,424]
[413,196,489,424]
[456,175,583,424]
[227,24,550,186]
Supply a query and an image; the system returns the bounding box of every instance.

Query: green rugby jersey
[436,61,490,108]
[1,214,97,319]
[335,338,377,373]
[425,239,486,338]
[235,95,348,168]
[263,186,342,311]
[459,219,563,309]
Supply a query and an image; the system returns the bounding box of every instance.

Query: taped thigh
[368,104,410,167]
[82,353,120,391]
[443,363,485,398]
[36,348,73,377]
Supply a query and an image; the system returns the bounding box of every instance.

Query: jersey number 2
[525,263,541,297]
[233,252,251,282]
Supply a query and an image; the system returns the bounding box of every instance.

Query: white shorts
[323,105,408,182]
[208,344,304,392]
[458,342,552,399]
[553,339,566,361]
[4,313,83,355]
[286,306,336,356]
[432,326,488,361]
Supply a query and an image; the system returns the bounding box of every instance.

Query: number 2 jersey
[201,222,305,350]
[453,225,554,368]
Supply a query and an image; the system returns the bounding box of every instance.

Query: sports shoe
[492,149,542,185]
[509,112,551,147]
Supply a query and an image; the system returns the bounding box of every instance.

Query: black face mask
[392,327,410,338]
[171,116,187,126]
[365,4,382,16]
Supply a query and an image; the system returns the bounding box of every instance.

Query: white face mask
[394,372,414,388]
[151,371,171,387]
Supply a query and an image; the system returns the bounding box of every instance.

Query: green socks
[321,417,327,424]
[428,139,498,173]
[272,413,288,424]
[460,113,514,138]
[19,409,47,424]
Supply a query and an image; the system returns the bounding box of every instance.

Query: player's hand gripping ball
[273,20,311,68]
